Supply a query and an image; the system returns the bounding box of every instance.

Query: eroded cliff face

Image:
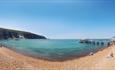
[0,28,46,39]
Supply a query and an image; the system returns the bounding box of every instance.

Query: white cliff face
[19,35,25,39]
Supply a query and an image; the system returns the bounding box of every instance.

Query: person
[110,52,114,57]
[107,42,110,47]
[106,52,114,59]
[89,52,94,56]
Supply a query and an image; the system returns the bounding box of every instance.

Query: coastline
[0,45,115,70]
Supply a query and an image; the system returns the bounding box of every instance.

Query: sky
[0,0,115,39]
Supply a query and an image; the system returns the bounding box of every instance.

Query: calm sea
[0,39,110,61]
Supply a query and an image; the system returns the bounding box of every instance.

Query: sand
[0,45,115,70]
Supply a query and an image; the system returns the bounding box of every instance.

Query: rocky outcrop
[0,28,46,39]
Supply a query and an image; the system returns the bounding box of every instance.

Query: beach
[0,45,115,70]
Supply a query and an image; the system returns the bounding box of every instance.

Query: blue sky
[0,0,115,39]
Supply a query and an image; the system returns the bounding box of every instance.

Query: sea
[0,39,110,61]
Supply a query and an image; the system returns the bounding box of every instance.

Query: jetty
[79,39,111,46]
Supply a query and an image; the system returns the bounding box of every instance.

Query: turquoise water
[0,39,110,61]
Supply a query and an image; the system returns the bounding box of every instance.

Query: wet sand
[0,45,115,70]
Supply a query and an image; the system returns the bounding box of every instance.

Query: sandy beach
[0,45,115,70]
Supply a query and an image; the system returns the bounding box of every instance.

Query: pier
[79,39,111,46]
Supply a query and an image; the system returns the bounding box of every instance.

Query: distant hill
[0,28,46,39]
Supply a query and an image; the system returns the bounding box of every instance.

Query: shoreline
[1,44,109,62]
[0,45,115,70]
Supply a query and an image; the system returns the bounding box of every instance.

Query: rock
[0,28,46,39]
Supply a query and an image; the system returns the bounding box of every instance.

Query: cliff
[0,28,46,39]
